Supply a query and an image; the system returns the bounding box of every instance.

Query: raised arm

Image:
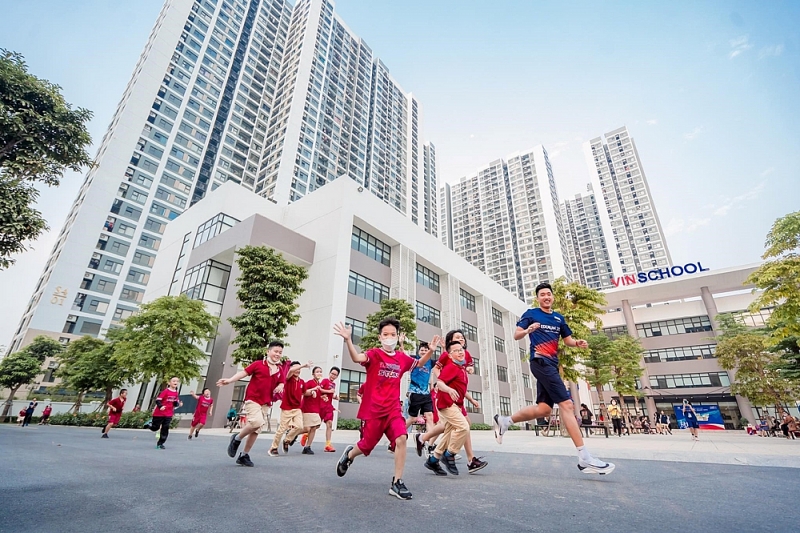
[417,334,440,366]
[333,322,367,363]
[189,390,199,400]
[216,369,249,387]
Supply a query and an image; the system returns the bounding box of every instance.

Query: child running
[492,282,615,475]
[217,341,292,467]
[269,361,311,456]
[424,340,472,476]
[320,367,340,452]
[299,366,324,454]
[405,340,438,440]
[188,388,214,440]
[333,317,431,500]
[147,377,182,449]
[102,389,127,438]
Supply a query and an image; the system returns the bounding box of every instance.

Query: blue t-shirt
[517,308,573,363]
[408,357,433,395]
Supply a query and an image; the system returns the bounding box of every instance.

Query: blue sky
[0,0,798,345]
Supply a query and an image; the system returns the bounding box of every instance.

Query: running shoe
[577,458,615,475]
[188,434,192,440]
[236,453,254,467]
[424,457,447,476]
[427,444,436,458]
[195,430,199,438]
[467,456,488,474]
[156,444,166,450]
[324,444,336,453]
[268,448,279,457]
[227,434,241,458]
[336,445,354,477]
[390,478,412,500]
[442,452,459,475]
[387,443,395,454]
[414,433,425,457]
[302,446,315,455]
[283,438,290,454]
[101,434,109,439]
[493,414,510,444]
[301,434,308,447]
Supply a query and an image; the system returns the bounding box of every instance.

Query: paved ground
[1,425,798,533]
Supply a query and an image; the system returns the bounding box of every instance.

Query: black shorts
[530,357,570,407]
[686,419,699,429]
[407,393,433,417]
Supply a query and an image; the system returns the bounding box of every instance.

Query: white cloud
[548,140,571,158]
[759,44,784,59]
[729,35,753,59]
[711,182,765,216]
[646,119,658,125]
[759,167,775,178]
[665,217,711,236]
[683,126,703,140]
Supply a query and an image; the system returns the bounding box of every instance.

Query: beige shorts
[243,400,270,434]
[303,412,322,428]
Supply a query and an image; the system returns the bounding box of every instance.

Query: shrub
[336,418,362,430]
[470,423,492,430]
[48,411,179,429]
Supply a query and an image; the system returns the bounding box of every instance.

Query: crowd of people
[748,414,800,439]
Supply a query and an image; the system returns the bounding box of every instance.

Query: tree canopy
[360,298,417,352]
[0,50,93,268]
[0,349,43,420]
[228,245,308,365]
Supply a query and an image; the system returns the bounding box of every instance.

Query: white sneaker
[578,457,615,475]
[493,414,510,444]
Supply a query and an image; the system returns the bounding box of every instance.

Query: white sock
[502,416,512,426]
[235,433,243,442]
[576,445,592,462]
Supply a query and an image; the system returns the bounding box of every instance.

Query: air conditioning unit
[99,235,109,242]
[92,252,101,259]
[84,273,94,280]
[67,315,78,322]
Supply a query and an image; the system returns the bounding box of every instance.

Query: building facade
[127,178,535,427]
[8,0,436,354]
[583,126,671,277]
[593,263,786,428]
[560,185,615,290]
[440,146,570,304]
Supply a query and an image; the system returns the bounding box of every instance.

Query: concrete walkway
[176,426,800,468]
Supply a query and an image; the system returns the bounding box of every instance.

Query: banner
[673,405,725,430]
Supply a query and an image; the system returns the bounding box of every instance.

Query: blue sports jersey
[517,308,573,363]
[408,357,433,395]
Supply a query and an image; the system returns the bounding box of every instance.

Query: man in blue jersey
[405,341,437,436]
[493,282,615,475]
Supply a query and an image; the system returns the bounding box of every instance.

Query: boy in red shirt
[333,317,430,501]
[424,341,470,476]
[299,366,324,454]
[319,366,339,452]
[102,389,127,438]
[188,388,214,440]
[269,361,308,456]
[17,408,26,426]
[217,341,295,467]
[146,377,182,449]
[39,404,53,425]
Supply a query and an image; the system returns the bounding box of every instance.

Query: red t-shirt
[436,362,468,410]
[319,378,336,411]
[281,376,306,410]
[108,397,125,413]
[302,379,322,413]
[244,359,288,406]
[436,348,474,369]
[42,406,52,416]
[194,395,213,416]
[153,388,179,417]
[19,409,26,417]
[357,348,417,420]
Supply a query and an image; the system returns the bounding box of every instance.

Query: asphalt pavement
[1,425,797,533]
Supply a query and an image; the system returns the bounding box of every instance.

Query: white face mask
[381,337,398,351]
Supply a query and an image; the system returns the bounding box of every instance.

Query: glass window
[467,391,482,414]
[648,372,731,389]
[347,272,389,304]
[339,369,367,403]
[494,336,505,353]
[492,307,503,326]
[497,365,508,382]
[461,322,478,342]
[636,316,712,338]
[194,212,239,248]
[351,227,391,266]
[472,357,480,376]
[345,317,367,346]
[416,263,440,293]
[415,301,441,328]
[499,396,511,416]
[643,345,717,363]
[460,289,476,312]
[522,374,531,389]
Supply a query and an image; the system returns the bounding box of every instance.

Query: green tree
[608,334,645,424]
[0,50,93,268]
[746,211,800,342]
[715,313,800,413]
[0,350,43,421]
[228,245,308,365]
[580,334,616,425]
[540,277,606,381]
[21,335,65,363]
[359,298,417,351]
[112,295,220,387]
[57,335,135,413]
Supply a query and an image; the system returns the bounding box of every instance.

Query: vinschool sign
[611,262,710,288]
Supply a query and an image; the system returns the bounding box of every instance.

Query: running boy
[217,341,292,467]
[269,361,311,456]
[188,388,214,440]
[333,317,431,500]
[424,340,471,476]
[405,341,438,438]
[493,282,615,475]
[147,378,182,449]
[39,404,53,425]
[320,367,340,452]
[102,389,127,438]
[299,366,324,454]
